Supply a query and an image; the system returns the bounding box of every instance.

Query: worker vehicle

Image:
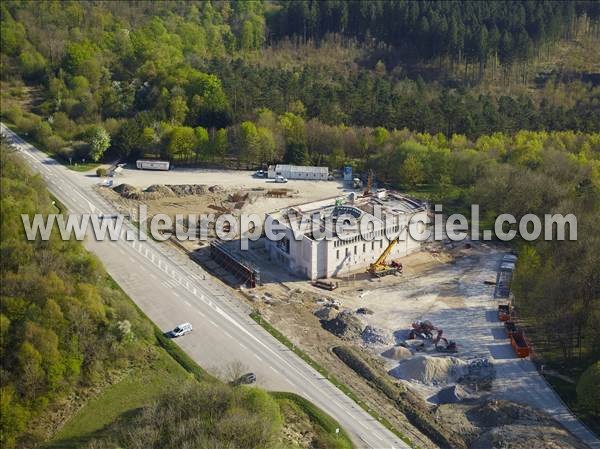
[313,279,338,290]
[254,170,266,178]
[407,320,458,353]
[169,322,193,337]
[367,231,405,277]
[275,175,288,183]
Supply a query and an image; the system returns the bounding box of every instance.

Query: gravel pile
[361,325,392,345]
[389,355,468,385]
[429,384,477,404]
[321,310,363,340]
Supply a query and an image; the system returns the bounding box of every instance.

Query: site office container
[136,159,170,170]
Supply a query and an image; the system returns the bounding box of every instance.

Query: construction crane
[364,169,374,196]
[367,230,405,277]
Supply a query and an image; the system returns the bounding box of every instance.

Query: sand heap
[381,345,412,361]
[389,355,468,385]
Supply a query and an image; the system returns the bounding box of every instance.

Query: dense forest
[0,142,155,447]
[273,2,600,69]
[1,1,599,170]
[0,0,599,432]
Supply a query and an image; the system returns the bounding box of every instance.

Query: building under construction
[265,190,428,280]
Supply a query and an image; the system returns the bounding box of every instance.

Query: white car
[275,175,288,183]
[170,322,193,337]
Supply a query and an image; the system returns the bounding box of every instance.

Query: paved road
[1,123,409,449]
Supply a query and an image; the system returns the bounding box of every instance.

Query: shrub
[577,361,600,418]
[45,134,66,153]
[96,167,108,177]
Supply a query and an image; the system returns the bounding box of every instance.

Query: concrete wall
[267,209,428,280]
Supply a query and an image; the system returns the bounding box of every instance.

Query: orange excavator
[407,320,457,353]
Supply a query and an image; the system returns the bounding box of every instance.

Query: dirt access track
[252,242,600,448]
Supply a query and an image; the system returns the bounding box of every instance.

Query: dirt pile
[435,399,589,449]
[321,310,363,340]
[168,184,208,196]
[114,183,211,200]
[361,325,392,345]
[466,400,587,449]
[313,306,338,321]
[381,345,412,361]
[389,355,468,385]
[113,183,142,199]
[470,423,587,449]
[429,384,477,404]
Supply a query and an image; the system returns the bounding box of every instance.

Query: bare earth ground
[96,167,598,448]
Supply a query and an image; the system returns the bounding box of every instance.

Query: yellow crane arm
[369,224,408,272]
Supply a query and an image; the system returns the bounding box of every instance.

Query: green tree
[168,126,197,162]
[399,153,425,188]
[577,361,600,418]
[211,128,228,161]
[18,48,46,81]
[87,126,111,162]
[194,126,209,162]
[169,96,188,125]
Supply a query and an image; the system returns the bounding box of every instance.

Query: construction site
[97,165,592,449]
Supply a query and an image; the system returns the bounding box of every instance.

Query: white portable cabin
[136,159,170,171]
[267,164,328,180]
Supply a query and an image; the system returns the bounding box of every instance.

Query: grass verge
[250,311,415,447]
[272,392,355,449]
[45,349,192,448]
[104,275,216,384]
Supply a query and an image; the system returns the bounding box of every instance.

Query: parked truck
[504,320,517,336]
[510,329,530,357]
[498,304,511,321]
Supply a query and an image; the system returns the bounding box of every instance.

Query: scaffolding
[210,240,261,288]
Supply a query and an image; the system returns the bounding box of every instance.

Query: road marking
[208,320,217,327]
[196,310,206,318]
[253,354,263,362]
[183,300,191,307]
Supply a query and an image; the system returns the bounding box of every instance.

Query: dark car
[230,372,256,386]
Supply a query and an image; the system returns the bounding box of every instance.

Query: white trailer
[136,159,170,171]
[267,164,328,180]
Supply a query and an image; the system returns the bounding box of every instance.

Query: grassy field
[45,349,193,448]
